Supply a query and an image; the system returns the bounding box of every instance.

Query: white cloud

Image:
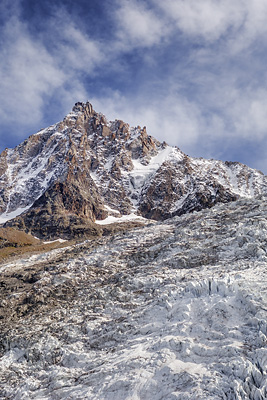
[45,12,105,74]
[0,9,105,136]
[0,18,66,127]
[229,89,267,139]
[90,90,211,147]
[115,0,169,48]
[227,0,267,53]
[153,0,267,54]
[154,0,245,42]
[89,77,267,171]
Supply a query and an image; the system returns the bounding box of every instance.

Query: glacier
[0,195,266,399]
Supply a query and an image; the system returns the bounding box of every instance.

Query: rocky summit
[0,101,266,239]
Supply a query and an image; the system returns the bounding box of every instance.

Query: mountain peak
[72,101,94,116]
[0,101,266,239]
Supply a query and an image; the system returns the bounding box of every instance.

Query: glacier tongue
[0,195,266,399]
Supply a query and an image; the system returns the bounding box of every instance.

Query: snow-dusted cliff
[0,101,266,238]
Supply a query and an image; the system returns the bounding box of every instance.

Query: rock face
[0,101,266,238]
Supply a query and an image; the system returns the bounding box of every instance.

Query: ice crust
[0,196,266,399]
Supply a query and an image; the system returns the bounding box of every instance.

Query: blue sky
[0,0,266,173]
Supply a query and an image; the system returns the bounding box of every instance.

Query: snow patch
[0,205,32,224]
[104,205,120,214]
[130,146,180,187]
[95,213,147,225]
[43,238,67,244]
[123,146,183,207]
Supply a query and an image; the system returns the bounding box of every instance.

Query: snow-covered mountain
[0,195,266,399]
[0,101,266,238]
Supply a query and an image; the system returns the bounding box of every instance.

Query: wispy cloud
[0,2,106,137]
[0,17,65,126]
[114,0,169,48]
[156,0,244,42]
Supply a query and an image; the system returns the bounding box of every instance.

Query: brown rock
[102,125,111,137]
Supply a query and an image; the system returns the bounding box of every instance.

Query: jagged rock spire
[72,101,94,116]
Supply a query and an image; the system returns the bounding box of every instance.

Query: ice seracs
[0,195,266,399]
